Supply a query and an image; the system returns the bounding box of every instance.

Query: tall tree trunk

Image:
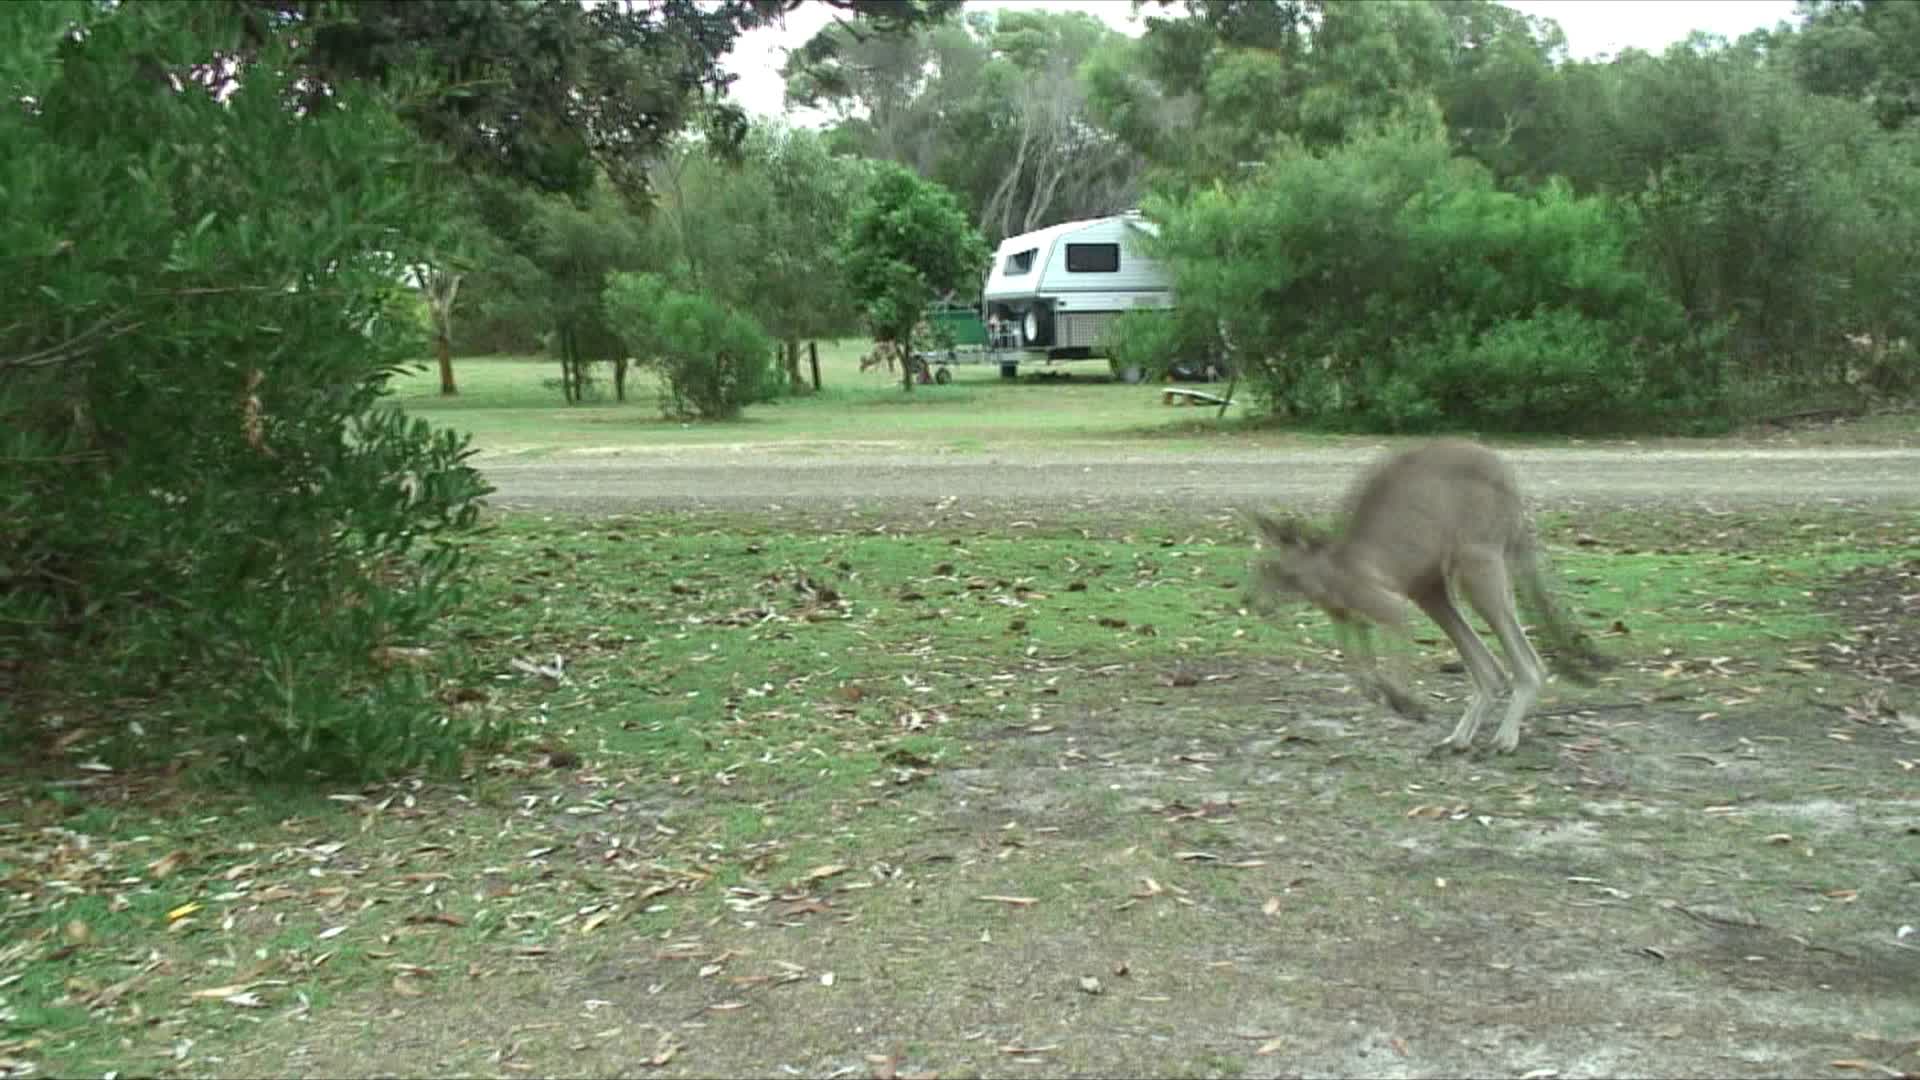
[808,340,822,391]
[614,355,627,402]
[423,269,462,396]
[435,330,457,395]
[785,338,805,393]
[560,325,579,403]
[899,328,915,393]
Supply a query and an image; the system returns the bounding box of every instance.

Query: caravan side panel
[1036,221,1168,298]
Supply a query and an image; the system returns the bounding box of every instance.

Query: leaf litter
[4,508,1917,1077]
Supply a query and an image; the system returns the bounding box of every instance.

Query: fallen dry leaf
[406,913,466,928]
[148,851,190,881]
[1827,1060,1909,1079]
[643,1034,679,1067]
[190,983,255,1000]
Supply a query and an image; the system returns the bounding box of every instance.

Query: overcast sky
[719,0,1802,122]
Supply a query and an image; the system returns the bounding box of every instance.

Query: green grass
[387,346,1304,458]
[388,346,1919,459]
[3,505,1914,1077]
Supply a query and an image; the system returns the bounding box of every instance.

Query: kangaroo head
[1247,511,1405,628]
[1247,511,1333,601]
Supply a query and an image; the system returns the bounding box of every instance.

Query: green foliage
[1,3,494,778]
[455,176,655,402]
[786,8,1140,245]
[1085,0,1463,188]
[601,273,776,420]
[839,164,989,388]
[244,0,957,200]
[1146,123,1713,432]
[651,126,867,345]
[1102,307,1223,382]
[1776,0,1920,132]
[1539,43,1904,389]
[1430,1,1569,179]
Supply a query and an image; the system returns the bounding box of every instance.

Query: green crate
[926,303,988,348]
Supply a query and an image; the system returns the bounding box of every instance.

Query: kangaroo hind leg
[1456,551,1545,754]
[1409,575,1508,754]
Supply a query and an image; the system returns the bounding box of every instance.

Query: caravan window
[1004,248,1038,276]
[1065,243,1120,273]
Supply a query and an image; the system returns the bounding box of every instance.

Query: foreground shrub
[1,4,498,778]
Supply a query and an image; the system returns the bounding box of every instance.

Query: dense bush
[602,273,778,420]
[1144,120,1720,432]
[1,4,495,778]
[1102,307,1225,382]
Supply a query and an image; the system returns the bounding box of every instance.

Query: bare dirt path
[481,445,1920,515]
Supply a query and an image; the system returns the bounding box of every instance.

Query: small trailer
[977,210,1175,379]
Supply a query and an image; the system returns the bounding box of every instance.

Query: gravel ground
[479,444,1920,516]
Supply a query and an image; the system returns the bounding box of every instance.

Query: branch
[0,318,144,374]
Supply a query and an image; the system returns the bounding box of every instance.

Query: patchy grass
[3,505,1917,1079]
[386,349,1920,461]
[387,348,1283,460]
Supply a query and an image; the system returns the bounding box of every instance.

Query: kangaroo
[859,340,900,375]
[1247,440,1606,754]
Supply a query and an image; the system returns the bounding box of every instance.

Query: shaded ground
[228,655,1919,1080]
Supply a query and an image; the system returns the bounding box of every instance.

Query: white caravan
[980,211,1173,377]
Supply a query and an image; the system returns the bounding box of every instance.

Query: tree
[718,127,868,389]
[1776,0,1920,131]
[1528,39,1895,387]
[230,0,960,392]
[414,259,466,395]
[229,0,961,200]
[839,164,989,392]
[639,127,863,392]
[1085,0,1458,188]
[1429,0,1569,180]
[786,8,1143,245]
[3,1,492,777]
[972,12,1143,240]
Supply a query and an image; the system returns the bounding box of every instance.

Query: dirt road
[482,445,1920,515]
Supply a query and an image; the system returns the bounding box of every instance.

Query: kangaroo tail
[1509,538,1611,686]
